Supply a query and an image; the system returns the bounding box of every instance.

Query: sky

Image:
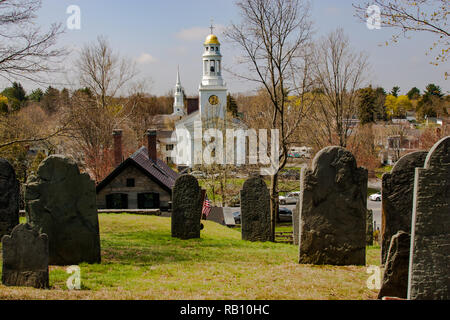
[12,0,450,96]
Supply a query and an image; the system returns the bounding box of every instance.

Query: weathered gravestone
[240,177,271,242]
[298,146,368,265]
[25,155,101,265]
[408,136,450,300]
[381,151,428,265]
[172,174,203,239]
[0,159,20,238]
[2,223,49,289]
[378,231,410,299]
[366,209,374,246]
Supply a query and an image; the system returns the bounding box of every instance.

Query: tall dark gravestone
[408,136,450,300]
[2,223,49,289]
[381,151,428,264]
[298,146,368,266]
[240,177,271,242]
[172,175,203,239]
[0,159,20,238]
[25,155,101,265]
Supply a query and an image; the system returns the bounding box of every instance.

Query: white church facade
[172,31,244,168]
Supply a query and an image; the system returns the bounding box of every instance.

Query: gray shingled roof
[130,147,179,190]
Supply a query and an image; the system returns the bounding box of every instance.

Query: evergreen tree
[1,82,27,111]
[41,86,60,114]
[407,87,421,100]
[227,93,239,118]
[390,86,400,97]
[28,88,44,102]
[357,86,377,124]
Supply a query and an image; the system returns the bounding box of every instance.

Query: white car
[369,192,382,201]
[279,192,300,205]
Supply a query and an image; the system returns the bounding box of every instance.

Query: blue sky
[24,0,449,95]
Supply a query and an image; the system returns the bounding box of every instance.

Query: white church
[168,30,243,168]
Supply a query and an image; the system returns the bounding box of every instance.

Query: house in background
[96,129,179,210]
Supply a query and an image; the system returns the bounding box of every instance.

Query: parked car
[369,192,382,201]
[279,192,300,205]
[233,211,241,224]
[278,207,293,222]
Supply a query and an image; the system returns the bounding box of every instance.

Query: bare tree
[0,0,65,82]
[76,36,137,109]
[62,37,139,181]
[309,28,370,149]
[225,0,314,241]
[353,0,449,73]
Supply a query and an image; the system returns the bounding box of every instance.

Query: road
[230,199,382,230]
[367,199,382,231]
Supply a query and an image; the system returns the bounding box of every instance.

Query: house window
[138,193,160,209]
[166,144,174,151]
[106,193,128,209]
[126,178,135,187]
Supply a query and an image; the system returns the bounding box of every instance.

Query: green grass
[0,214,380,300]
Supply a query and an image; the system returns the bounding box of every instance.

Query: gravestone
[172,174,203,239]
[381,151,427,264]
[298,146,367,265]
[2,223,49,289]
[240,177,271,242]
[408,136,450,300]
[0,159,20,238]
[366,209,374,246]
[378,231,410,299]
[25,155,101,265]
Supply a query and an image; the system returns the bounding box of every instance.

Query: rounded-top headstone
[2,223,49,289]
[172,174,203,239]
[424,136,450,168]
[25,155,101,266]
[299,146,368,266]
[380,151,428,264]
[240,176,271,242]
[408,136,450,300]
[0,158,20,238]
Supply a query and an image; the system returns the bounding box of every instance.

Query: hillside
[0,214,380,300]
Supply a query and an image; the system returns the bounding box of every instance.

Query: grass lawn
[0,214,380,300]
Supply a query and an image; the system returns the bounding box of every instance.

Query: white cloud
[175,25,226,42]
[136,53,157,64]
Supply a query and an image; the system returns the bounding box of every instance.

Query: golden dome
[204,34,220,45]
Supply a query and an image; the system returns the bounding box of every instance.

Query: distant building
[96,130,179,210]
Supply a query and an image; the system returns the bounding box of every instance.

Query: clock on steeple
[199,21,227,123]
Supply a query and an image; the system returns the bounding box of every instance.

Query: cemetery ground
[0,214,380,300]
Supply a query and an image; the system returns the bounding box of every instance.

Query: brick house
[96,130,179,210]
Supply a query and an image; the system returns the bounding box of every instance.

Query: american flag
[202,198,212,217]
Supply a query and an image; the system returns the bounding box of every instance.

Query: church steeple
[173,66,185,116]
[199,22,227,122]
[201,26,224,87]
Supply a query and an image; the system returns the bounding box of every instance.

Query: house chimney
[113,129,123,166]
[146,129,157,161]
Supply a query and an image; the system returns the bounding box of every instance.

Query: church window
[210,60,215,73]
